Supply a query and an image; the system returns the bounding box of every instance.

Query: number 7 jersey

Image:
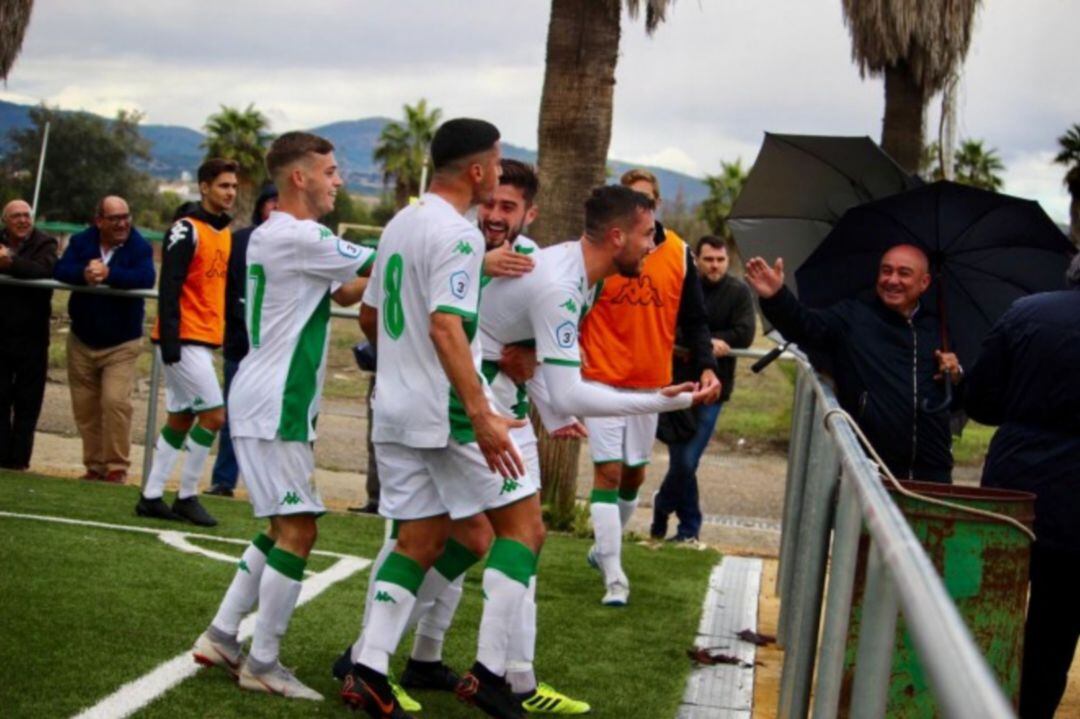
[362,193,487,449]
[228,211,375,443]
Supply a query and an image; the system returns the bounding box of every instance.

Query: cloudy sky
[2,0,1076,221]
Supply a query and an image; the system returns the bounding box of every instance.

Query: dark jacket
[699,273,755,402]
[54,226,156,349]
[223,225,251,362]
[965,289,1080,551]
[0,227,58,346]
[760,286,954,483]
[658,221,718,378]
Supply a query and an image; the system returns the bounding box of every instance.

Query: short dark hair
[499,159,539,204]
[584,185,656,242]
[198,158,239,185]
[266,132,335,178]
[696,235,727,255]
[431,118,500,171]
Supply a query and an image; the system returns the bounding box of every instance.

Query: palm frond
[0,0,34,80]
[625,0,673,35]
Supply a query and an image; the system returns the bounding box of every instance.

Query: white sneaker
[586,544,600,571]
[192,630,244,678]
[602,579,630,607]
[239,659,324,701]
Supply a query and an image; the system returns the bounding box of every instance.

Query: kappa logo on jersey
[454,240,474,255]
[513,243,535,255]
[336,238,363,259]
[560,298,578,314]
[555,320,576,348]
[167,223,187,250]
[500,477,521,495]
[319,227,334,240]
[450,270,470,299]
[610,276,663,307]
[280,492,302,506]
[374,590,397,604]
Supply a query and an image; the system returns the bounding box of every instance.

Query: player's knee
[621,466,646,491]
[594,462,621,490]
[397,532,447,568]
[197,409,225,432]
[167,413,195,433]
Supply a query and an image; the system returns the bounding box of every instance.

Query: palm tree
[373,99,441,209]
[0,0,34,80]
[1054,123,1080,247]
[698,159,748,240]
[202,104,273,221]
[841,0,981,173]
[532,0,673,525]
[532,0,671,249]
[953,139,1004,192]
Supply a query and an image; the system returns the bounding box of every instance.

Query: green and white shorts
[158,345,224,414]
[375,438,536,521]
[585,409,659,467]
[233,437,325,518]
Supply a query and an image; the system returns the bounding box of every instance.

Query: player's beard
[613,247,645,278]
[479,217,525,249]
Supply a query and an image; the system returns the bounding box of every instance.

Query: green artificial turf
[0,473,719,718]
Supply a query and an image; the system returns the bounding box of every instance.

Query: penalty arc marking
[0,511,372,719]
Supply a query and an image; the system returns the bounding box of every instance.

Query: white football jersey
[228,211,374,442]
[479,239,597,416]
[364,193,487,448]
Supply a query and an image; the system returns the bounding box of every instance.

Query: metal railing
[3,274,1017,716]
[774,352,1016,719]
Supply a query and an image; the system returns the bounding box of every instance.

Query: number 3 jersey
[228,211,375,443]
[363,193,487,449]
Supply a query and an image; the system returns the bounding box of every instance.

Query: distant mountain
[0,99,708,204]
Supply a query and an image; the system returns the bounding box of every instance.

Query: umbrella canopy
[795,180,1076,368]
[729,132,919,298]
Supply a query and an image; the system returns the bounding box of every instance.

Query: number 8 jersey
[362,193,487,449]
[228,211,375,443]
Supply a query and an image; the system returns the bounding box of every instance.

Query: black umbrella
[796,180,1075,406]
[729,132,920,299]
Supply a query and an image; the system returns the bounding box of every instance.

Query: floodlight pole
[30,121,50,219]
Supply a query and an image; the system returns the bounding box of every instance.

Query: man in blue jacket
[55,196,156,484]
[965,253,1080,719]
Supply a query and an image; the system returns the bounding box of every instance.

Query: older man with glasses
[0,199,58,470]
[55,196,155,483]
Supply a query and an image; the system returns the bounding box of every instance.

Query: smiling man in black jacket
[745,244,962,483]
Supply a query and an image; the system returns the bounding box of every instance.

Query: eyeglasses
[6,212,30,220]
[102,213,131,223]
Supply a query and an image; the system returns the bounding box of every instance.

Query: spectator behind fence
[652,236,755,543]
[964,254,1080,719]
[745,245,962,484]
[206,184,278,498]
[54,196,156,484]
[0,199,58,470]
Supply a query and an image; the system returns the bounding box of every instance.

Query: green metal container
[839,480,1035,717]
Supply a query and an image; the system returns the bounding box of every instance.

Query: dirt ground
[24,376,1079,714]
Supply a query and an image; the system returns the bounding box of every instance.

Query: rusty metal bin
[839,480,1035,717]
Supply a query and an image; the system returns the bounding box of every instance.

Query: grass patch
[0,473,718,718]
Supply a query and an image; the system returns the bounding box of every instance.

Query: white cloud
[1002,151,1071,224]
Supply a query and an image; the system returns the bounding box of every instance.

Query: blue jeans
[651,402,722,540]
[210,358,240,490]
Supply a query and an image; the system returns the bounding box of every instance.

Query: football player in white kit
[191,132,374,701]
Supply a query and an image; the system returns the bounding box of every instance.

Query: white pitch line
[71,556,369,719]
[0,511,372,719]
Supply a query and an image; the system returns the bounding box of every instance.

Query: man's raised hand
[484,243,535,278]
[745,256,785,299]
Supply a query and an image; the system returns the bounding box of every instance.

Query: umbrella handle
[752,342,791,373]
[921,379,953,414]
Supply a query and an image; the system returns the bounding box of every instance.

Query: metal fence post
[139,348,162,492]
[776,367,815,629]
[849,539,899,719]
[812,471,863,718]
[777,402,841,719]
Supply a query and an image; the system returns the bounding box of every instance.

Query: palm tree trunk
[1068,169,1080,249]
[881,61,929,174]
[532,0,621,527]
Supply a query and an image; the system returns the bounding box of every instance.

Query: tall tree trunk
[533,0,622,527]
[881,61,929,174]
[1068,169,1080,249]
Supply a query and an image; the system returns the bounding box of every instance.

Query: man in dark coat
[54,195,156,483]
[652,236,755,541]
[965,253,1080,719]
[0,199,58,470]
[745,244,962,483]
[206,184,278,497]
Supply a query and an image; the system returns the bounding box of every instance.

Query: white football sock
[476,539,534,677]
[211,533,274,636]
[505,574,538,694]
[249,548,305,666]
[178,424,216,499]
[142,426,186,499]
